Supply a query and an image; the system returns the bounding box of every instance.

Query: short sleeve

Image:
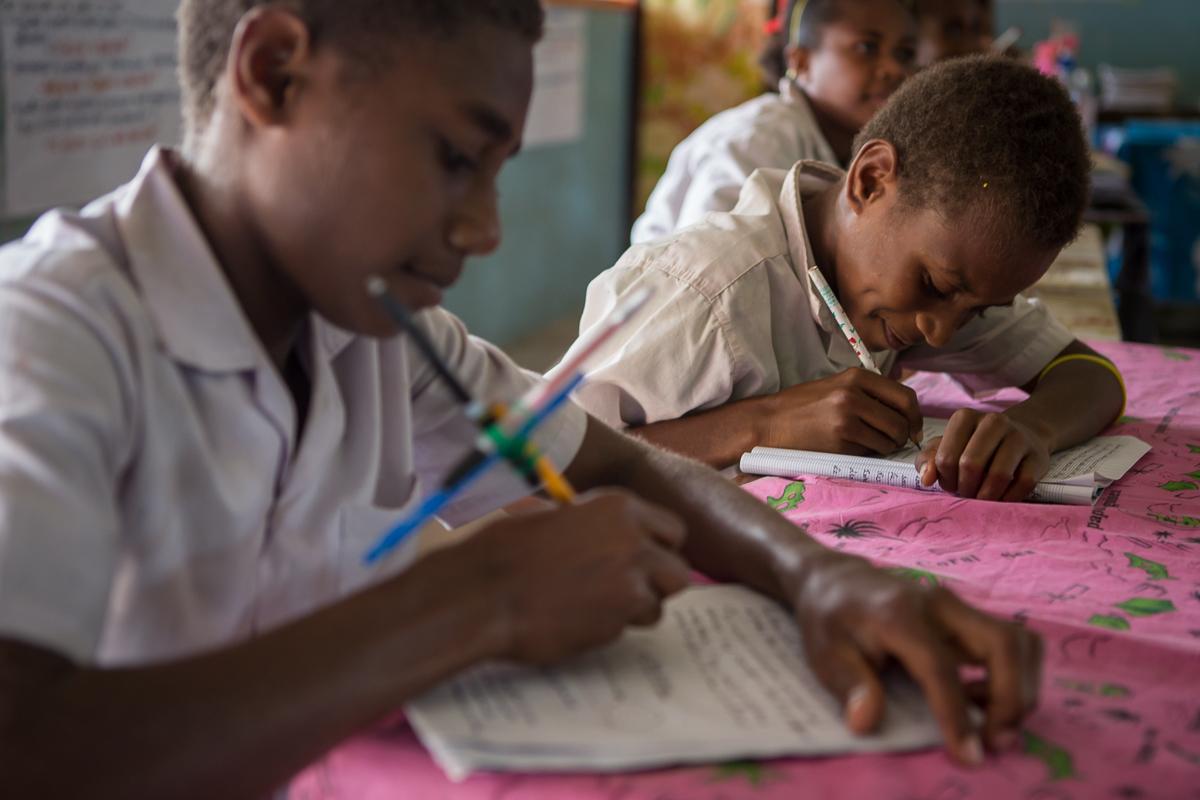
[633,123,790,244]
[406,307,587,528]
[671,138,775,234]
[632,96,835,245]
[561,259,739,428]
[898,294,1075,393]
[0,279,128,662]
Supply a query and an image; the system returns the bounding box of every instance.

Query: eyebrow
[855,28,915,43]
[460,102,523,157]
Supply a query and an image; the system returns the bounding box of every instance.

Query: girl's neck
[799,90,857,167]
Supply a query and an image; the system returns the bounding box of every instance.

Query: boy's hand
[915,409,1052,501]
[790,550,1042,763]
[466,490,692,665]
[760,368,924,455]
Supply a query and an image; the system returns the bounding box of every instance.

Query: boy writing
[0,4,1038,797]
[564,57,1124,504]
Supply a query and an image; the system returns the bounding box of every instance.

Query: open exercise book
[739,419,1151,506]
[407,585,941,781]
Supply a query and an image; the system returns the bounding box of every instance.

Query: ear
[785,44,811,82]
[843,139,900,216]
[226,7,313,130]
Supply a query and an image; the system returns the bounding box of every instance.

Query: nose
[914,307,959,348]
[448,179,502,256]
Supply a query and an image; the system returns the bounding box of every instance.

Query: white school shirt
[631,81,838,245]
[0,147,587,667]
[564,161,1075,429]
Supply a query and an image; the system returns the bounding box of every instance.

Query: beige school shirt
[566,161,1075,429]
[631,81,839,245]
[0,148,586,666]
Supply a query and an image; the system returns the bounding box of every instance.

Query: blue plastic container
[1114,121,1200,302]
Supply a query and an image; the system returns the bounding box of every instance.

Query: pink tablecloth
[290,342,1200,800]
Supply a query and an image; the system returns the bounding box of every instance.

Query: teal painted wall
[0,218,31,244]
[441,9,635,345]
[997,0,1200,108]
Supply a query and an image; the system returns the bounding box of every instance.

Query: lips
[403,262,460,290]
[882,320,911,351]
[386,263,462,309]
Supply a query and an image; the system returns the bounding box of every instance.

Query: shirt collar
[776,160,846,333]
[113,147,357,372]
[778,80,840,166]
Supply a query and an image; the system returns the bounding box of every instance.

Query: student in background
[0,3,1039,796]
[562,57,1125,503]
[976,0,995,47]
[631,0,916,244]
[913,0,990,66]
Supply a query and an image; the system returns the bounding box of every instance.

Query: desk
[290,340,1200,800]
[1027,224,1123,343]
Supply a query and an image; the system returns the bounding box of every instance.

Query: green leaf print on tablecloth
[1125,553,1172,580]
[1114,598,1176,617]
[886,567,946,588]
[1089,614,1132,631]
[709,761,778,787]
[1023,731,1076,781]
[765,481,805,512]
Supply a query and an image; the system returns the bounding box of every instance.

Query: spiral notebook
[739,419,1151,506]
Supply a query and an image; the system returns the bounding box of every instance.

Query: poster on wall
[1,0,181,218]
[524,7,587,149]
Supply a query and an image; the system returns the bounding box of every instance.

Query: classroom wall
[997,0,1200,108]
[441,7,636,346]
[0,218,31,245]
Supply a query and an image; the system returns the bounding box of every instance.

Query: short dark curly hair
[853,55,1089,254]
[178,0,545,133]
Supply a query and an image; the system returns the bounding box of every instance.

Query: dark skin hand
[568,420,1042,766]
[632,367,924,469]
[916,341,1124,501]
[635,340,1121,504]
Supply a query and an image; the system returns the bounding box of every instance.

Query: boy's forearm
[1007,342,1124,452]
[629,396,773,469]
[569,418,825,603]
[3,545,507,800]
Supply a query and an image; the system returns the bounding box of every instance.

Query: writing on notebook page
[407,586,940,780]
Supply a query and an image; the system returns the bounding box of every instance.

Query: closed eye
[438,136,480,176]
[922,270,950,299]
